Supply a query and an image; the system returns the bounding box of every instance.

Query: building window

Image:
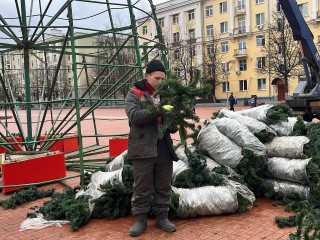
[239,59,247,71]
[172,14,179,24]
[189,28,195,39]
[221,41,229,53]
[221,63,227,74]
[258,78,266,90]
[206,5,213,17]
[173,50,179,60]
[142,26,147,35]
[256,13,265,26]
[220,22,228,33]
[256,0,264,4]
[173,32,180,42]
[188,10,195,21]
[298,3,308,17]
[220,1,227,13]
[257,57,266,69]
[158,18,164,28]
[239,80,247,91]
[238,17,245,33]
[256,35,265,47]
[68,78,72,85]
[174,68,180,78]
[67,65,70,73]
[207,44,214,56]
[206,25,214,37]
[222,82,229,92]
[207,64,214,75]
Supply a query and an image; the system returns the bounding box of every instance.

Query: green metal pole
[68,2,85,187]
[21,0,33,149]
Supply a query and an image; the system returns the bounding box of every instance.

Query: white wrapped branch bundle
[105,150,127,172]
[218,109,276,136]
[225,180,256,206]
[76,169,126,200]
[265,136,310,159]
[172,160,190,184]
[175,145,196,164]
[213,118,266,155]
[268,117,298,136]
[237,104,274,123]
[197,123,243,169]
[267,157,311,184]
[172,185,238,218]
[263,179,310,200]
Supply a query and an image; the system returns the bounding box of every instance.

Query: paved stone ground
[0,105,296,239]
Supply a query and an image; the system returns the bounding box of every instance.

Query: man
[125,59,179,237]
[228,92,236,111]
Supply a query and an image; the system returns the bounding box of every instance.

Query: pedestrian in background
[228,92,236,111]
[125,59,179,237]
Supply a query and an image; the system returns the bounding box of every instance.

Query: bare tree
[168,26,198,85]
[201,31,226,102]
[259,10,303,98]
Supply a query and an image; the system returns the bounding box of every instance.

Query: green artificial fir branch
[0,186,55,209]
[292,115,308,136]
[266,103,292,122]
[151,75,211,143]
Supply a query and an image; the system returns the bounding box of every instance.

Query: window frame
[220,1,227,13]
[256,13,265,26]
[220,21,228,33]
[256,35,265,47]
[188,10,195,21]
[257,78,266,90]
[239,80,248,91]
[206,5,213,17]
[206,25,214,37]
[239,59,247,71]
[257,57,266,69]
[221,41,229,53]
[222,82,230,92]
[172,14,179,25]
[142,26,147,35]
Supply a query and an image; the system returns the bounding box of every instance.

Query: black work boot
[129,213,147,237]
[155,211,176,233]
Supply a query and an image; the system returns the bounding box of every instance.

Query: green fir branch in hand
[151,77,211,143]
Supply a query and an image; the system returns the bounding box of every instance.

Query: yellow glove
[162,105,174,112]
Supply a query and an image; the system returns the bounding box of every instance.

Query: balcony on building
[171,41,181,47]
[234,48,248,58]
[233,27,246,36]
[234,5,246,16]
[186,38,196,45]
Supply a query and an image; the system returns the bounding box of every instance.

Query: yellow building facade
[138,0,320,104]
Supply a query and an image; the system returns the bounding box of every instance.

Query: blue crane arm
[279,0,320,89]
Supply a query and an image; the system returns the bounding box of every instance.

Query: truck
[279,0,320,121]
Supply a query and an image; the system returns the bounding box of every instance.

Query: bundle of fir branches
[34,188,91,230]
[235,149,268,196]
[266,103,292,122]
[273,198,320,239]
[0,186,55,209]
[292,115,308,136]
[90,164,134,219]
[150,72,211,143]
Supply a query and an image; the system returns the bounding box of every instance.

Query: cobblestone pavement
[0,105,296,239]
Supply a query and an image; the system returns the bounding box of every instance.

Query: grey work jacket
[125,80,178,161]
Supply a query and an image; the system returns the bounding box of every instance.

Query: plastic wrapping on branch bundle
[197,122,243,169]
[105,150,128,172]
[262,179,310,200]
[265,136,310,159]
[218,109,276,143]
[76,165,134,201]
[269,117,299,136]
[237,103,292,124]
[266,157,311,185]
[213,118,266,155]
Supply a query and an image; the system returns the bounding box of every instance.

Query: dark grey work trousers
[131,138,173,216]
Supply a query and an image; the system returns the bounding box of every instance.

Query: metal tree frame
[0,0,167,187]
